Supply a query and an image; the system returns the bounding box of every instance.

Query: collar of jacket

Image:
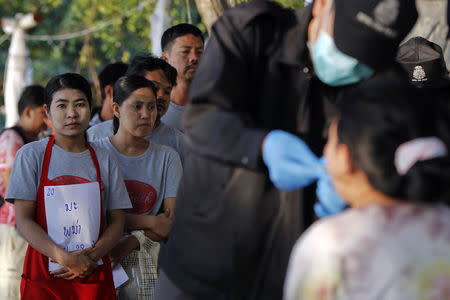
[275,5,313,67]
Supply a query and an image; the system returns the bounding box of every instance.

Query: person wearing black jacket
[157,0,418,299]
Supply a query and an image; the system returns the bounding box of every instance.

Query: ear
[335,143,355,175]
[312,0,328,18]
[112,102,120,118]
[22,106,33,119]
[104,85,114,101]
[43,104,50,118]
[161,52,169,62]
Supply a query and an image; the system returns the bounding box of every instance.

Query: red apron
[20,136,116,299]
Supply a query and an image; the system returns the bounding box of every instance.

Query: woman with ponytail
[95,75,182,299]
[284,80,450,300]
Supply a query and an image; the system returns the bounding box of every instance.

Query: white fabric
[0,225,27,300]
[284,203,450,300]
[45,182,102,271]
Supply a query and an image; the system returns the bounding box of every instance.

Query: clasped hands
[50,247,98,280]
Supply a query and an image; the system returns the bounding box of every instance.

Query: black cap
[334,0,418,71]
[397,36,449,88]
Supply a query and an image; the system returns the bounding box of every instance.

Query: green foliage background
[0,0,303,108]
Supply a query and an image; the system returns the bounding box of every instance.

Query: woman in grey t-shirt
[6,73,132,299]
[102,75,182,299]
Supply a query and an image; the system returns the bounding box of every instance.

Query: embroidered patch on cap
[412,65,428,82]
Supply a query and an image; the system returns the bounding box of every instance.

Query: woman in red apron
[5,73,131,299]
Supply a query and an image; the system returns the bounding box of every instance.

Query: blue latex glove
[314,158,349,218]
[262,130,322,191]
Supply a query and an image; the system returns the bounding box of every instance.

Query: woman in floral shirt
[284,80,450,300]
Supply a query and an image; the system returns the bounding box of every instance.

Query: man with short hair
[160,23,204,131]
[87,54,184,160]
[0,85,46,299]
[89,62,129,127]
[157,0,418,299]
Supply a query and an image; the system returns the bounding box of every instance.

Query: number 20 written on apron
[44,182,103,271]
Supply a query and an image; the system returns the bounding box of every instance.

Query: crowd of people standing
[1,0,450,299]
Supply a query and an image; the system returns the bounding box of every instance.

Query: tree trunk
[193,0,229,33]
[407,0,449,70]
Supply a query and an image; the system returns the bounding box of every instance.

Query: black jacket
[160,2,341,299]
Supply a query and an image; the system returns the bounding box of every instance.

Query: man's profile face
[308,0,335,45]
[163,34,204,82]
[29,106,47,134]
[144,69,173,119]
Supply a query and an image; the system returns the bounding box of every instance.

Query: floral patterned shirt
[0,129,25,225]
[284,203,450,300]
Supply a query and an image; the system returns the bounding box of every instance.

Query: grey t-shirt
[87,120,114,141]
[160,102,185,131]
[5,138,132,213]
[87,120,184,162]
[95,138,182,216]
[89,112,102,127]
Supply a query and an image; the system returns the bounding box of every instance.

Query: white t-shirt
[160,102,185,131]
[5,138,132,214]
[87,120,184,161]
[284,203,450,300]
[95,137,182,216]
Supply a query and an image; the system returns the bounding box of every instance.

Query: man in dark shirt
[157,0,418,299]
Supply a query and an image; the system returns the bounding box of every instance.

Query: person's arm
[109,234,140,268]
[125,211,171,241]
[0,169,11,190]
[182,10,269,171]
[15,199,97,279]
[162,197,176,219]
[87,209,125,262]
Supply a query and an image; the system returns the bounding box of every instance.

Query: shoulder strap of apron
[85,142,105,231]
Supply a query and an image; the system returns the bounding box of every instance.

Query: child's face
[47,88,91,138]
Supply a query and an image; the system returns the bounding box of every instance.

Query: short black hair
[126,53,177,87]
[18,85,45,116]
[161,23,204,52]
[45,73,93,108]
[98,62,129,100]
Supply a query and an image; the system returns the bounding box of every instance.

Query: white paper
[112,263,129,288]
[44,182,103,272]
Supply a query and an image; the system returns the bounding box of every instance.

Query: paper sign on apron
[44,182,102,271]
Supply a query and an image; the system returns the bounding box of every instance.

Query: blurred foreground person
[0,85,46,300]
[157,0,418,299]
[284,80,450,300]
